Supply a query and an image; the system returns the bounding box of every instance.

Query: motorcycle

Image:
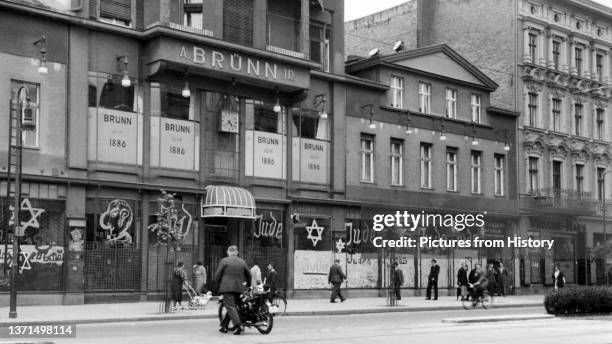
[218,288,276,334]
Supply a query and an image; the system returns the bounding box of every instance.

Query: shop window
[223,0,254,46]
[310,21,331,72]
[161,85,194,121]
[89,74,138,112]
[255,106,285,134]
[292,109,329,184]
[10,80,40,148]
[292,110,328,140]
[85,198,139,245]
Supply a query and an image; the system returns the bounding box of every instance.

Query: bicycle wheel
[255,304,274,334]
[218,302,227,322]
[270,292,287,315]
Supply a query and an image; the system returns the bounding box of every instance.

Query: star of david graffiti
[9,198,45,240]
[335,239,345,254]
[305,219,324,247]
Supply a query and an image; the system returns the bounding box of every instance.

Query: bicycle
[269,289,287,315]
[462,284,493,310]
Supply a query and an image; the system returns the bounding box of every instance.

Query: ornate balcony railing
[521,188,595,214]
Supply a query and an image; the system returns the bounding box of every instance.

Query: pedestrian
[264,263,278,301]
[457,262,468,301]
[192,261,207,295]
[250,261,263,290]
[170,261,187,311]
[485,263,498,295]
[391,262,404,301]
[552,264,566,290]
[468,263,482,300]
[425,259,440,300]
[215,245,251,335]
[328,258,347,303]
[498,262,508,296]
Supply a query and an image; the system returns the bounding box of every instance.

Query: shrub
[544,286,612,315]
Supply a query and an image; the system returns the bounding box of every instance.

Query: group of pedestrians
[456,262,509,300]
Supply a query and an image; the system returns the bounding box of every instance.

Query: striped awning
[201,185,256,218]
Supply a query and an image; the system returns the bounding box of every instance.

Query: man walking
[328,258,347,303]
[457,262,468,300]
[264,263,278,301]
[498,262,508,296]
[214,245,251,335]
[426,259,440,300]
[392,262,404,301]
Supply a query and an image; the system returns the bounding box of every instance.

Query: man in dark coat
[498,262,509,296]
[457,263,469,300]
[214,245,251,335]
[264,263,278,301]
[468,263,482,299]
[328,258,347,302]
[392,262,404,301]
[426,259,440,300]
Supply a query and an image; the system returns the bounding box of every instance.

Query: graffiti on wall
[293,250,332,289]
[99,199,134,243]
[0,245,64,273]
[254,212,283,240]
[305,219,324,247]
[9,198,45,242]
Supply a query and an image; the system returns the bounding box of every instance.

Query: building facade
[346,0,612,291]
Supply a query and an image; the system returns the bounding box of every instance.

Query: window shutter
[100,0,131,22]
[223,0,253,46]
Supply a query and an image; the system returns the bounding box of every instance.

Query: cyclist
[468,266,489,306]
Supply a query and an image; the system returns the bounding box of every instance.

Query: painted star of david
[335,239,345,254]
[306,219,325,247]
[9,198,45,234]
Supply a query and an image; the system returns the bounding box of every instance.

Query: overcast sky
[345,0,612,21]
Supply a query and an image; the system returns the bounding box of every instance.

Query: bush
[544,286,612,315]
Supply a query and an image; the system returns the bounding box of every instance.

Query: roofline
[346,44,499,90]
[486,106,521,118]
[311,70,389,90]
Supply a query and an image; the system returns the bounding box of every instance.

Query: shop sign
[151,117,199,170]
[245,130,286,179]
[89,108,143,165]
[292,138,328,184]
[484,221,506,237]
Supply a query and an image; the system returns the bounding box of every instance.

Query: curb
[0,303,542,326]
[441,314,554,323]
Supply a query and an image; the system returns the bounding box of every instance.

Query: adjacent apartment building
[346,0,612,290]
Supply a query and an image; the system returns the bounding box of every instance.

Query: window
[419,82,431,114]
[552,161,562,190]
[445,88,457,118]
[420,143,432,188]
[528,157,539,193]
[223,0,254,46]
[183,0,203,28]
[160,84,194,120]
[390,140,403,186]
[471,94,481,123]
[90,75,136,112]
[528,92,538,127]
[575,164,584,193]
[310,21,331,72]
[390,76,404,109]
[494,154,505,196]
[528,32,537,64]
[292,110,329,140]
[552,40,561,70]
[597,167,605,201]
[99,0,131,26]
[255,105,285,134]
[574,103,583,136]
[575,47,583,76]
[446,150,457,191]
[596,53,604,81]
[10,80,40,148]
[552,97,561,132]
[361,135,374,183]
[267,0,300,52]
[596,108,605,140]
[471,151,481,194]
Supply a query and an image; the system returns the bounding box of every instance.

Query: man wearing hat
[328,258,347,303]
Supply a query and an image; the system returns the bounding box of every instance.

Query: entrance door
[205,225,229,294]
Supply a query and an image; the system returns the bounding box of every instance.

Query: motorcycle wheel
[255,304,274,334]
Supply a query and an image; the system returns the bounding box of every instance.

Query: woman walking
[171,262,187,311]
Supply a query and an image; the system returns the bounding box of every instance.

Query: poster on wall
[292,138,329,184]
[0,244,64,291]
[88,108,143,165]
[344,252,378,288]
[245,130,286,179]
[150,117,199,170]
[293,250,333,289]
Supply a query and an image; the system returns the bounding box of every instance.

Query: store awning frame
[201,185,256,219]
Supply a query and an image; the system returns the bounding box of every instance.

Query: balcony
[520,187,595,216]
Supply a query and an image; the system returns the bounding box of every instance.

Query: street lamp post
[9,85,29,318]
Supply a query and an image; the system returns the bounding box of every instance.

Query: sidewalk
[0,295,544,326]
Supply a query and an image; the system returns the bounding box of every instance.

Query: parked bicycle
[269,289,288,315]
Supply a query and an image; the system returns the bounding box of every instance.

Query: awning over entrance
[201,185,256,218]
